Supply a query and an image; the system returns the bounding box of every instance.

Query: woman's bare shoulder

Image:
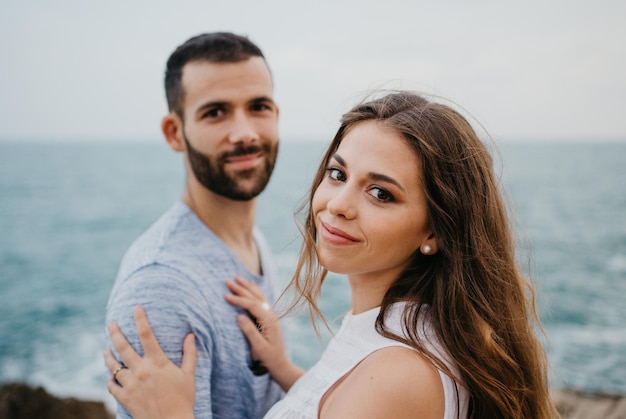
[320,346,445,419]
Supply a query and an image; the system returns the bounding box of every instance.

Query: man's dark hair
[165,32,266,117]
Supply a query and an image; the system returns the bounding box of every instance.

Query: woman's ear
[161,113,185,152]
[420,234,438,255]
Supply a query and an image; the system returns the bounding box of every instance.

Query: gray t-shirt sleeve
[106,264,214,419]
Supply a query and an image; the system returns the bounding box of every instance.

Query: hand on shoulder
[105,306,197,419]
[225,277,305,391]
[320,346,444,419]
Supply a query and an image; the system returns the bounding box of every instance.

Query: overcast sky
[1,0,625,143]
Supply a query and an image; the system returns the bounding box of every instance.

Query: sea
[0,140,625,411]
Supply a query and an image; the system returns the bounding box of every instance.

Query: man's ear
[161,113,185,152]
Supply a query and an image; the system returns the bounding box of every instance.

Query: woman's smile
[312,120,431,280]
[319,221,360,245]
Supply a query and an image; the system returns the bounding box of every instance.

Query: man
[106,32,283,418]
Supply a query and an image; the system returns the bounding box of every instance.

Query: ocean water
[0,140,625,410]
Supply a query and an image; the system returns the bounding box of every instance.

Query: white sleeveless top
[264,302,469,418]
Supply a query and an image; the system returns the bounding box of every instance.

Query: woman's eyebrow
[330,153,346,166]
[332,153,405,192]
[368,172,405,192]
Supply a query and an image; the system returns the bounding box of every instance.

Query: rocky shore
[1,382,625,418]
[553,388,626,419]
[0,383,113,419]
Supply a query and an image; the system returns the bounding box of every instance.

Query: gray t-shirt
[106,201,283,418]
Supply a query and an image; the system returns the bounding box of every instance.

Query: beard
[183,133,278,201]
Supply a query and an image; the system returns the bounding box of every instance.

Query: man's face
[179,57,279,201]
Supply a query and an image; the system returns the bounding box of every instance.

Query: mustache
[220,144,266,160]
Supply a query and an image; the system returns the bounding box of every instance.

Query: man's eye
[251,103,271,112]
[204,108,223,118]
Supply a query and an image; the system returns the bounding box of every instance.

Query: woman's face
[312,120,432,288]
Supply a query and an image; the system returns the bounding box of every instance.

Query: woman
[105,92,559,418]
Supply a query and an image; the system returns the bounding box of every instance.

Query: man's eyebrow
[194,96,276,114]
[250,96,276,105]
[330,153,405,192]
[195,101,227,116]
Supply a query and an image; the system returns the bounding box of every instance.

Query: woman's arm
[104,306,197,419]
[225,276,305,391]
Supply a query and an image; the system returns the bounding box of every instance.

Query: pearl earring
[422,244,432,255]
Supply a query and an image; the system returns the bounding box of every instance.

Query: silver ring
[260,301,271,311]
[112,365,128,381]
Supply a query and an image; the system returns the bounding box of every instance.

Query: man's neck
[181,185,260,274]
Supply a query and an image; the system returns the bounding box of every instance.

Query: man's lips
[224,152,263,169]
[319,221,359,245]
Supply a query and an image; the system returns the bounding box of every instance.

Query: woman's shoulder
[321,346,445,419]
[355,346,444,397]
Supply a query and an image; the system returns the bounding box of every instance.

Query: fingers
[107,375,125,402]
[225,277,274,319]
[107,305,160,369]
[227,295,275,326]
[227,276,267,301]
[133,306,166,363]
[104,349,126,380]
[104,348,123,375]
[237,314,267,347]
[235,276,266,299]
[107,321,141,368]
[104,348,130,395]
[180,334,197,376]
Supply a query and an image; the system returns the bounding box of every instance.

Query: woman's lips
[319,221,359,245]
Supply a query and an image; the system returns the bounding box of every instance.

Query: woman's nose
[326,186,357,219]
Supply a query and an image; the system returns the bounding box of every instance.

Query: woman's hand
[104,306,197,419]
[225,276,305,391]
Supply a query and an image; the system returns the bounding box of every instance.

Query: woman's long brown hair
[281,92,559,418]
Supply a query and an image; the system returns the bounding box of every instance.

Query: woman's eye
[369,187,394,202]
[326,168,346,181]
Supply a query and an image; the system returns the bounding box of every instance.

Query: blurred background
[1,0,625,411]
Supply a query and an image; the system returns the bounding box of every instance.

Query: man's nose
[228,111,259,144]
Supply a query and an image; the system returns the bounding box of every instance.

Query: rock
[553,388,626,419]
[2,382,626,418]
[0,382,113,419]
